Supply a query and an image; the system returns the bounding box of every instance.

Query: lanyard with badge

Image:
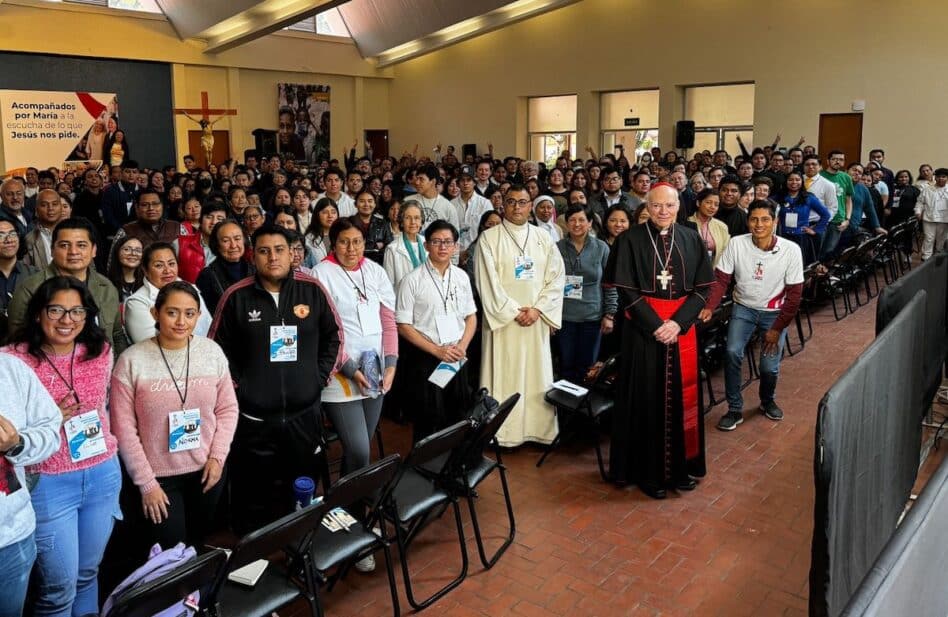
[158,339,202,452]
[43,347,108,463]
[501,221,535,281]
[564,238,586,300]
[426,263,462,343]
[343,264,382,335]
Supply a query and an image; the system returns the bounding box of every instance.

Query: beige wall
[0,0,391,168]
[389,0,948,172]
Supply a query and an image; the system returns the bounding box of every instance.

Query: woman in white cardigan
[382,201,426,291]
[124,241,212,344]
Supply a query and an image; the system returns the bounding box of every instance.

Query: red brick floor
[287,292,948,617]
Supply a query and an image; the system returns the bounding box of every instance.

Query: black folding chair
[539,357,617,480]
[310,454,402,617]
[820,245,860,320]
[384,420,472,610]
[441,393,520,569]
[103,549,229,617]
[211,501,326,617]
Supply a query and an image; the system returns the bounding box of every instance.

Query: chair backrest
[447,393,520,474]
[223,499,328,574]
[104,549,228,617]
[323,454,401,516]
[403,420,472,470]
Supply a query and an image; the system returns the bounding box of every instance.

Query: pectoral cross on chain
[657,269,672,291]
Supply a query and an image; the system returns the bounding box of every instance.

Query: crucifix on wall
[174,92,237,167]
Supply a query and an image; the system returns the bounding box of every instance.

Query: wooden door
[818,113,863,164]
[364,129,389,160]
[187,130,230,168]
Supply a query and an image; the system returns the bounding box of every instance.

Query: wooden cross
[657,269,672,291]
[173,91,237,122]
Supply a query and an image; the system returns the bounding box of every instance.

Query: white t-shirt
[313,259,395,402]
[451,193,494,250]
[403,193,461,232]
[716,234,804,311]
[395,261,476,345]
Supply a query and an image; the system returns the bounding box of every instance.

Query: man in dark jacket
[209,225,341,533]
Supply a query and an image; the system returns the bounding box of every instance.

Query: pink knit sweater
[110,336,239,495]
[1,343,117,475]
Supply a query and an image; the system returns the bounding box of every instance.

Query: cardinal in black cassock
[603,184,714,499]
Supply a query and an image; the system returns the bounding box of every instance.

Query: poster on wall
[277,83,330,163]
[0,90,126,173]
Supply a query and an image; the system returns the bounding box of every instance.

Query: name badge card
[269,325,298,362]
[435,314,463,344]
[784,212,798,228]
[169,409,201,452]
[64,410,107,463]
[514,255,535,280]
[564,275,583,299]
[357,303,382,336]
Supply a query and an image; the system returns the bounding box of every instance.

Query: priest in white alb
[475,185,565,447]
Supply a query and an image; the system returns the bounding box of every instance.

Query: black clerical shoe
[674,477,698,491]
[640,485,667,500]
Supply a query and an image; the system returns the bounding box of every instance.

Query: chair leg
[396,499,468,610]
[380,542,401,617]
[467,466,516,569]
[536,406,580,468]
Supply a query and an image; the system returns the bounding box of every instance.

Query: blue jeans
[556,320,602,384]
[725,304,787,414]
[30,455,123,617]
[0,533,36,617]
[819,222,843,259]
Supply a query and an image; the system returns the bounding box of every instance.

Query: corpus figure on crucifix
[603,183,714,499]
[174,92,238,167]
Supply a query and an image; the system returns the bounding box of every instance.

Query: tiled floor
[290,291,947,617]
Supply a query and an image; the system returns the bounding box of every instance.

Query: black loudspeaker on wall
[675,121,696,149]
[251,128,278,157]
[461,143,477,160]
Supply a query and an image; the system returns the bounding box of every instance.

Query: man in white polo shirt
[700,200,804,431]
[395,220,477,442]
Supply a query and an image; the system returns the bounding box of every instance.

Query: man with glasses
[475,185,565,447]
[0,220,38,341]
[604,183,713,498]
[0,179,31,237]
[819,150,854,259]
[396,220,477,442]
[589,166,633,222]
[8,217,126,354]
[109,190,179,268]
[210,225,341,533]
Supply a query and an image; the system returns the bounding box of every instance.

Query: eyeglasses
[504,199,531,208]
[0,231,18,241]
[290,246,305,254]
[245,213,264,221]
[120,246,143,255]
[428,239,456,248]
[138,202,163,210]
[336,239,365,248]
[45,305,88,320]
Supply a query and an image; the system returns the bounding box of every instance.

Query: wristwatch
[2,436,25,458]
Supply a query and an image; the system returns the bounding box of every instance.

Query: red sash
[644,296,700,459]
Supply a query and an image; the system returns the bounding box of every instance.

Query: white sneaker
[354,554,376,573]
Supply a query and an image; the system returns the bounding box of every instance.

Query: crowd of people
[0,135,945,616]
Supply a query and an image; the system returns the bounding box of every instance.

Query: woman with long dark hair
[106,235,143,303]
[777,171,831,266]
[3,276,120,617]
[112,281,238,548]
[303,197,339,263]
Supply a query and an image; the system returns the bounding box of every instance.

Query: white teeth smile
[56,328,72,335]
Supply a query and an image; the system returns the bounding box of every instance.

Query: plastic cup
[293,476,315,509]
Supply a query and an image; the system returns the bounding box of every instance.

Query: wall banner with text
[0,90,120,172]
